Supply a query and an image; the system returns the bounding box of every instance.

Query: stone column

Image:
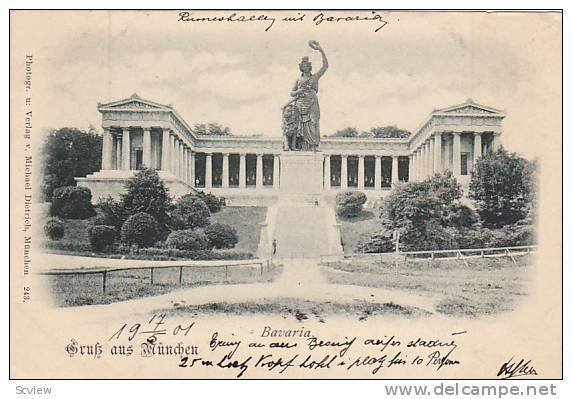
[391,156,399,185]
[174,141,179,177]
[357,155,365,190]
[414,151,419,181]
[190,151,195,186]
[143,127,152,168]
[256,153,263,188]
[427,139,434,177]
[408,155,413,181]
[205,153,212,188]
[341,155,348,189]
[115,134,122,170]
[273,155,280,188]
[474,132,482,161]
[433,132,442,173]
[374,156,382,189]
[239,154,246,188]
[122,127,131,170]
[102,127,113,170]
[323,155,331,189]
[452,132,461,176]
[419,145,425,180]
[183,146,188,183]
[169,134,175,174]
[161,129,170,172]
[491,132,500,151]
[222,153,229,188]
[179,142,184,178]
[442,135,449,171]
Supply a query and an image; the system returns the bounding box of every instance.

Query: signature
[497,356,538,379]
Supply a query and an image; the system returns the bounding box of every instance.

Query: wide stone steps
[272,205,331,259]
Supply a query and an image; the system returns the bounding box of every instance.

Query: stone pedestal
[76,170,194,202]
[279,151,323,194]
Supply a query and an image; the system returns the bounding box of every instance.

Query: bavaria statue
[282,40,328,152]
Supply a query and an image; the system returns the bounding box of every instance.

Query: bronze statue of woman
[283,41,328,151]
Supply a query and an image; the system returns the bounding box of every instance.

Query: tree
[192,123,232,136]
[41,127,102,200]
[194,191,225,213]
[50,186,96,219]
[205,223,238,249]
[336,191,367,218]
[121,168,172,237]
[469,147,536,228]
[369,126,411,138]
[329,127,360,138]
[379,173,465,251]
[171,194,211,230]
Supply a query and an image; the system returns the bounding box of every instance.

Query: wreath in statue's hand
[308,40,321,50]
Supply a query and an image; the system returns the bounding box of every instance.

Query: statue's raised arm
[309,40,328,79]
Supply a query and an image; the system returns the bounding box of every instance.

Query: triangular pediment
[98,94,170,111]
[436,100,503,115]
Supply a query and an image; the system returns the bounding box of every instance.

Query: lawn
[337,209,380,254]
[47,263,283,307]
[164,297,429,321]
[40,205,267,257]
[210,206,266,253]
[321,256,534,317]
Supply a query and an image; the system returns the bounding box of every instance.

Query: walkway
[272,205,331,259]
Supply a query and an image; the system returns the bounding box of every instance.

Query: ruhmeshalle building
[77,93,505,205]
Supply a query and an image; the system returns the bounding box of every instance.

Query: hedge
[50,186,96,219]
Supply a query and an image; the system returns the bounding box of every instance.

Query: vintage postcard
[9,9,562,380]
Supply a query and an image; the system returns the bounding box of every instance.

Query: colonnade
[101,126,281,189]
[409,131,499,181]
[323,154,409,190]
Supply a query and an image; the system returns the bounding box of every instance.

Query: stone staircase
[272,203,332,259]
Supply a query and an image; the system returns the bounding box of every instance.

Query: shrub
[356,230,394,253]
[336,191,367,218]
[205,223,238,249]
[95,196,128,235]
[469,147,537,228]
[135,247,253,261]
[120,212,160,248]
[488,223,535,247]
[50,186,96,219]
[44,217,65,240]
[87,225,116,252]
[195,191,225,213]
[165,229,209,251]
[171,194,211,230]
[42,241,92,253]
[121,168,172,237]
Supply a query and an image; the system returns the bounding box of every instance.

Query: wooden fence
[320,245,537,266]
[38,258,271,295]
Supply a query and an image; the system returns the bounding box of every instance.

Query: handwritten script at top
[178,11,390,33]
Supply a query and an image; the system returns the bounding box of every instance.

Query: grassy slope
[41,205,267,255]
[210,206,266,253]
[337,209,380,254]
[321,256,533,317]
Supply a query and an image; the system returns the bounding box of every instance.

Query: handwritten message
[64,314,466,378]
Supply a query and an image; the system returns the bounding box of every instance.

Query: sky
[11,10,562,158]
